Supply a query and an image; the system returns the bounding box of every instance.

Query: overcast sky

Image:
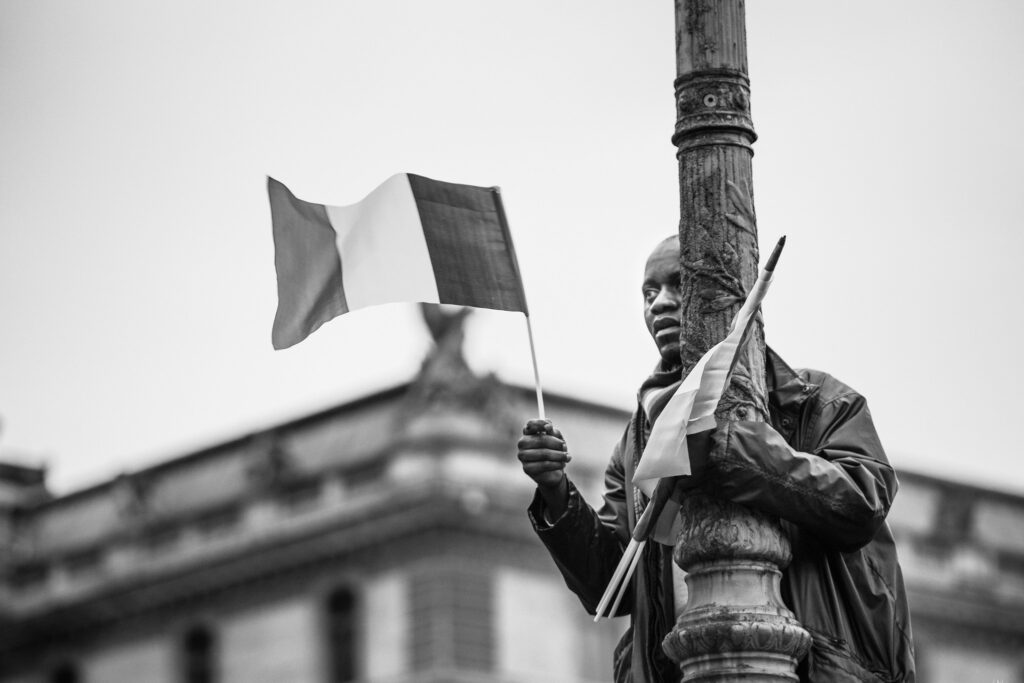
[2,1,1023,495]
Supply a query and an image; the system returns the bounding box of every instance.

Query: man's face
[642,237,682,365]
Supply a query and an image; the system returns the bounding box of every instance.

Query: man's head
[642,235,682,365]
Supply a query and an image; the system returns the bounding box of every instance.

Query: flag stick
[492,187,544,420]
[594,537,640,620]
[608,540,645,619]
[593,481,670,620]
[524,314,546,419]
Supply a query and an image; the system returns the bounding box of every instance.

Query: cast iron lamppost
[663,1,812,680]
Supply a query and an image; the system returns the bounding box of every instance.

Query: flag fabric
[268,173,528,349]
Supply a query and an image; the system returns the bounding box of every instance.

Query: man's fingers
[522,461,568,475]
[522,419,564,439]
[523,419,551,435]
[517,434,566,451]
[519,420,570,489]
[518,449,572,464]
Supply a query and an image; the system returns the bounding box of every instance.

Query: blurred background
[2,1,1023,681]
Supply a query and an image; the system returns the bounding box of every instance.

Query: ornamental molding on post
[664,495,811,680]
[665,1,811,680]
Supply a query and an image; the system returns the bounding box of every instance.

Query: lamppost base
[670,650,803,682]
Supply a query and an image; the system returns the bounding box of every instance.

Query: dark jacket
[529,349,915,682]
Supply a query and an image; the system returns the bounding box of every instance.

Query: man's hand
[518,419,571,520]
[670,429,716,497]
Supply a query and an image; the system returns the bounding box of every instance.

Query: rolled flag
[268,173,528,350]
[594,236,786,621]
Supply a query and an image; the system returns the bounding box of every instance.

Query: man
[518,236,915,682]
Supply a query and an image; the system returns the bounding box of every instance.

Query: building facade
[2,321,1024,682]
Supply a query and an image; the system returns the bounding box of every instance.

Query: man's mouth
[653,318,681,340]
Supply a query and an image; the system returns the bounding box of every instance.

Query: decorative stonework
[665,498,811,680]
[673,494,789,568]
[673,71,755,147]
[664,614,811,662]
[113,471,151,522]
[398,305,521,442]
[246,433,294,493]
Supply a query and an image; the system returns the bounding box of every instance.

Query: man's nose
[651,286,680,312]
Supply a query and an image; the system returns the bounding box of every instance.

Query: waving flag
[594,236,786,621]
[268,174,527,350]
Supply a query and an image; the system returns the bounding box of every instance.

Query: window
[196,507,240,538]
[325,587,358,682]
[410,569,493,672]
[49,662,80,683]
[278,480,322,513]
[10,561,49,591]
[344,461,386,490]
[181,625,217,683]
[65,549,103,578]
[145,525,182,555]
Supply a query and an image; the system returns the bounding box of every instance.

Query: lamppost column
[665,2,811,680]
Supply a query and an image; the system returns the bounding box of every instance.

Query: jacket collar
[636,360,683,426]
[636,347,818,415]
[766,346,817,409]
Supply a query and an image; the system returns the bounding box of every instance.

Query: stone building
[2,312,1024,682]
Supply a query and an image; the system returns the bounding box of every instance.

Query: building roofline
[27,379,631,510]
[28,383,414,509]
[25,379,1023,511]
[897,468,1024,507]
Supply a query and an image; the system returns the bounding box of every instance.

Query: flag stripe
[492,187,531,316]
[325,174,440,311]
[268,177,348,350]
[407,174,528,313]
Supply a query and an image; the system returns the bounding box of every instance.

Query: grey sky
[2,1,1023,494]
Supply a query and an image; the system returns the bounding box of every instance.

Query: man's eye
[643,288,658,303]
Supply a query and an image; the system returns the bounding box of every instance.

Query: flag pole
[491,185,546,420]
[524,314,546,419]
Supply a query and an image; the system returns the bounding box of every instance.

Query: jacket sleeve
[528,433,633,615]
[699,390,897,553]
